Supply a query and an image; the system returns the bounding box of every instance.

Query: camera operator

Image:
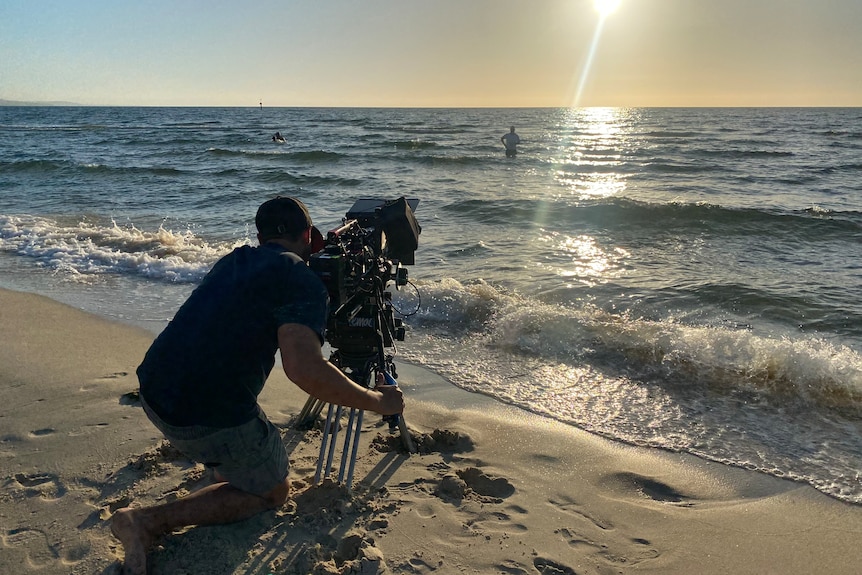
[111,196,404,575]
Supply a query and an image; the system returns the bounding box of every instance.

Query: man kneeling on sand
[111,196,404,575]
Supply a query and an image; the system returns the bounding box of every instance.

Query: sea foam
[0,214,239,283]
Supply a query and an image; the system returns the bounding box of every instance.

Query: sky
[1,0,861,107]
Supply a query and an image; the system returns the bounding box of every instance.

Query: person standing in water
[501,126,521,158]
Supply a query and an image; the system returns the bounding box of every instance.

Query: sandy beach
[1,286,860,575]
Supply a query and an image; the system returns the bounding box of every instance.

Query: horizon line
[2,100,861,110]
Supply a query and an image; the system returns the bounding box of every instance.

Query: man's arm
[277,323,403,415]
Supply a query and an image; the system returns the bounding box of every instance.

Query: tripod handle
[381,370,398,388]
[381,371,417,453]
[380,371,400,430]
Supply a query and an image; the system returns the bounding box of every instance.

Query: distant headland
[0,98,81,106]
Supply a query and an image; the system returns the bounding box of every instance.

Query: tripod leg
[297,396,316,426]
[397,415,417,453]
[309,399,326,422]
[381,371,417,453]
[323,405,343,480]
[298,397,327,428]
[314,403,335,484]
[337,408,358,483]
[345,409,365,489]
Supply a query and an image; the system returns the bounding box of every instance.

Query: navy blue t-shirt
[137,243,328,427]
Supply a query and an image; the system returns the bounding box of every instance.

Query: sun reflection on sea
[551,107,631,200]
[538,231,630,288]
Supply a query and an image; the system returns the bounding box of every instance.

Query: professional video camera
[308,197,420,356]
[298,197,421,487]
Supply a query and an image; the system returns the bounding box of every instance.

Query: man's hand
[279,323,407,415]
[373,384,404,416]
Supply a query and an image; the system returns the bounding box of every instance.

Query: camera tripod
[296,287,416,490]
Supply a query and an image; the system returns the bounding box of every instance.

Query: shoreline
[1,286,860,574]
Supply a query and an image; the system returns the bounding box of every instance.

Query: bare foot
[110,507,154,575]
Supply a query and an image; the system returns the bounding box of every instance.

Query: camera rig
[297,197,421,488]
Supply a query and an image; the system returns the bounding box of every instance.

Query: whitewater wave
[395,278,862,417]
[0,214,241,283]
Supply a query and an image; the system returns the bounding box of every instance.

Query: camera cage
[308,197,420,360]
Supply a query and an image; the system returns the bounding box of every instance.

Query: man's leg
[111,476,289,575]
[111,403,290,575]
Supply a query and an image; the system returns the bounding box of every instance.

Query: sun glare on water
[593,0,621,18]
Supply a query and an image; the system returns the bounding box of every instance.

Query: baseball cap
[255,196,312,239]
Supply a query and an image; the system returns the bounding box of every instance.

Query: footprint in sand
[13,472,67,499]
[434,467,515,504]
[549,492,661,568]
[557,526,660,565]
[548,495,613,531]
[79,372,131,392]
[1,527,90,567]
[465,508,529,538]
[1,527,60,567]
[68,422,111,437]
[601,472,693,505]
[456,467,515,499]
[533,557,578,575]
[97,371,129,380]
[496,559,532,574]
[119,390,141,406]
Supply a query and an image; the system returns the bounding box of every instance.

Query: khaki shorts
[141,396,288,496]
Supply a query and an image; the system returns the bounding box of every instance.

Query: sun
[593,0,621,18]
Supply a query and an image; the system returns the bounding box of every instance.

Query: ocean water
[1,106,861,504]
